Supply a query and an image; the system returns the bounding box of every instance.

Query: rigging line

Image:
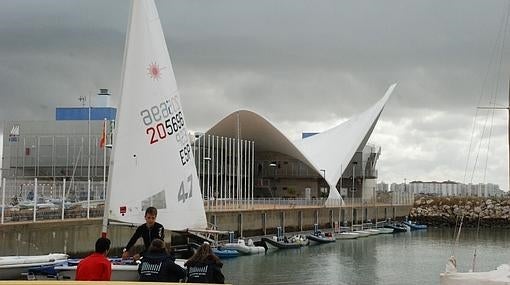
[482,0,510,185]
[482,99,498,184]
[470,109,493,184]
[463,2,510,184]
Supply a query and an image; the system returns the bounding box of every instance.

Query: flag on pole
[99,120,107,149]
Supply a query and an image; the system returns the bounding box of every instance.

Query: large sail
[103,0,207,231]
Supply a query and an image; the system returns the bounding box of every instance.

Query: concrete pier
[0,204,411,256]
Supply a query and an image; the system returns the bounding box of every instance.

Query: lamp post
[351,161,357,231]
[404,178,407,205]
[269,162,277,197]
[204,157,211,209]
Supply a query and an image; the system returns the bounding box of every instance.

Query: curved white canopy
[205,83,397,204]
[294,83,396,202]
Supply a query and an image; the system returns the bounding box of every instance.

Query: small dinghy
[212,248,240,259]
[306,225,336,245]
[0,254,68,280]
[223,238,265,255]
[56,258,186,280]
[403,220,427,230]
[306,232,336,245]
[353,230,371,237]
[335,232,360,239]
[384,223,408,232]
[261,236,306,250]
[376,227,394,234]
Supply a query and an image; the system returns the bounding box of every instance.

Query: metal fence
[0,177,415,224]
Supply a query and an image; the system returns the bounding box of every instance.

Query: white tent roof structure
[205,83,397,205]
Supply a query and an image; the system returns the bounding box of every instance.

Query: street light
[351,161,357,231]
[203,157,211,208]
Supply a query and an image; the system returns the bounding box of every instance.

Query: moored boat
[384,223,408,232]
[375,227,394,234]
[353,230,371,237]
[440,257,510,285]
[222,239,265,255]
[402,220,427,230]
[365,229,381,235]
[56,258,186,281]
[306,232,336,245]
[0,254,68,280]
[335,232,360,239]
[261,236,307,250]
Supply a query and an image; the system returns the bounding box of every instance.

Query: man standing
[122,207,164,260]
[76,237,112,281]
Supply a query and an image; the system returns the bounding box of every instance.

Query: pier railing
[0,178,414,224]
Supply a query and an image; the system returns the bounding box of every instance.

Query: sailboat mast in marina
[102,0,207,236]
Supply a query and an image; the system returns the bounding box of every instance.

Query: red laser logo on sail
[147,62,163,80]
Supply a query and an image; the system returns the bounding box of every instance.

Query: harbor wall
[0,205,411,256]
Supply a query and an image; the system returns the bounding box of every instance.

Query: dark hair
[148,239,167,254]
[145,207,158,216]
[184,243,222,267]
[95,237,111,254]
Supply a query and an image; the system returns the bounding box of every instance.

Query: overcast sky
[1,0,510,190]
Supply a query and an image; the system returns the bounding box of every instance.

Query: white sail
[104,0,207,231]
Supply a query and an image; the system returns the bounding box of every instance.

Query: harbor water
[222,228,510,285]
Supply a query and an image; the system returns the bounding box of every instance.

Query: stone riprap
[410,196,510,228]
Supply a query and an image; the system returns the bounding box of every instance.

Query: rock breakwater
[409,196,510,228]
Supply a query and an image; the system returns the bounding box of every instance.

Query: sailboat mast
[508,78,510,193]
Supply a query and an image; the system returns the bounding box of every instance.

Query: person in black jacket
[184,242,225,284]
[122,207,164,260]
[138,239,186,282]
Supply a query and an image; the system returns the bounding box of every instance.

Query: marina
[1,0,510,283]
[222,228,510,285]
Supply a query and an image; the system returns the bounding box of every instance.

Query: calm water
[222,228,510,285]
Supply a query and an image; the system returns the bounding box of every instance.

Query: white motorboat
[375,227,394,234]
[335,232,360,240]
[353,230,371,237]
[222,239,265,255]
[365,229,381,235]
[0,254,68,280]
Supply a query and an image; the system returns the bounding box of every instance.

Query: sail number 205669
[144,111,185,145]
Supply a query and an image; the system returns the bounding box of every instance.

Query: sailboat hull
[0,254,68,280]
[440,264,510,285]
[55,259,186,281]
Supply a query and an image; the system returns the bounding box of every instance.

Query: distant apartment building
[377,181,389,192]
[382,180,505,197]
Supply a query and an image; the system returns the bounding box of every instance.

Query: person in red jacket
[76,237,112,281]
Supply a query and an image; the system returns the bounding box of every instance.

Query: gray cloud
[1,0,509,189]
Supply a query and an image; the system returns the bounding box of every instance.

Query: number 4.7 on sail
[178,174,193,203]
